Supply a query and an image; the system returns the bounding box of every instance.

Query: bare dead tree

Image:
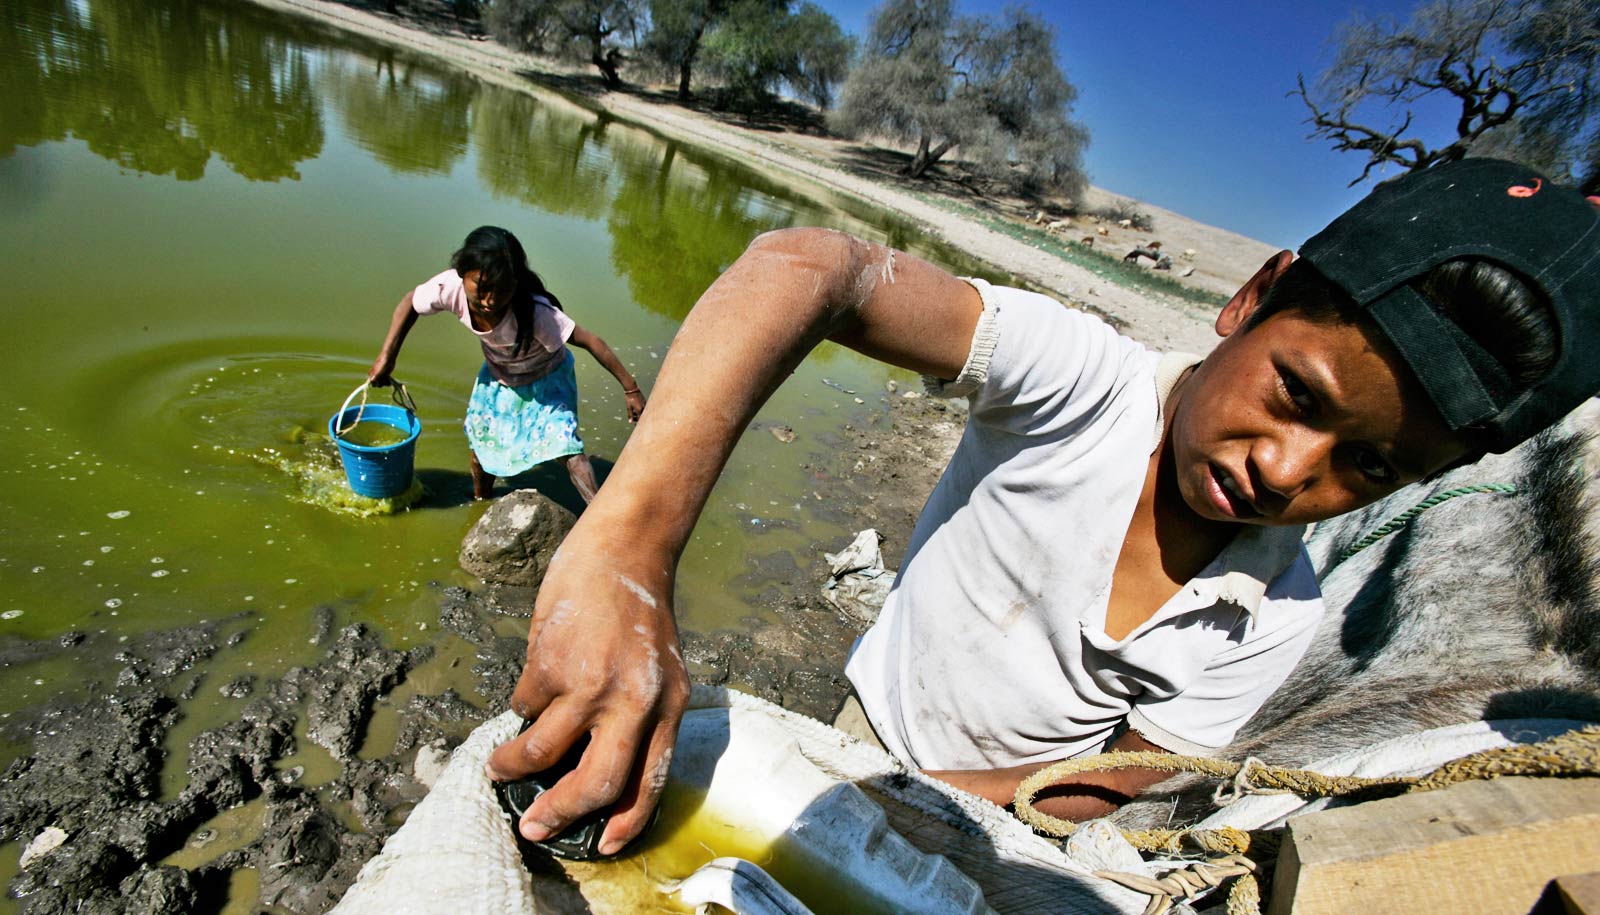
[1297,0,1600,187]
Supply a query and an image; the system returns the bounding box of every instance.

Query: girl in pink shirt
[368,226,646,502]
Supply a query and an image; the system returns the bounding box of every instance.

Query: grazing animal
[1116,405,1600,828]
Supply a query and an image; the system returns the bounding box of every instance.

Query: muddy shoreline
[1,391,960,912]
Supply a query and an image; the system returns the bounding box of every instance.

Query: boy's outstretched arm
[368,291,418,387]
[484,229,983,855]
[924,730,1174,821]
[569,324,647,422]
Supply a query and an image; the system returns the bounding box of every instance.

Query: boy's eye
[1351,447,1398,485]
[1278,369,1315,413]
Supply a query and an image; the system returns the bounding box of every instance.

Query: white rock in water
[20,827,67,869]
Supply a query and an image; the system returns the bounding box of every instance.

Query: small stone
[414,743,451,789]
[459,490,578,587]
[20,826,68,869]
[770,425,797,444]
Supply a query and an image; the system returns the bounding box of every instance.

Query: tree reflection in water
[1,0,324,181]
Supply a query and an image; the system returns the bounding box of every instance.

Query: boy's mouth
[1207,463,1261,519]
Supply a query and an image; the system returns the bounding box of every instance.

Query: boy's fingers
[522,720,644,842]
[506,652,556,724]
[484,699,583,784]
[597,713,683,855]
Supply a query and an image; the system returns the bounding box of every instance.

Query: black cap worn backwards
[1299,157,1600,453]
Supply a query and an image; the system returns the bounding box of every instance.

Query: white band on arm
[922,277,1002,399]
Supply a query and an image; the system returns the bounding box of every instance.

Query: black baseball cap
[1299,158,1600,452]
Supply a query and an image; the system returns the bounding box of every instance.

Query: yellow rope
[1226,874,1261,915]
[1014,724,1600,914]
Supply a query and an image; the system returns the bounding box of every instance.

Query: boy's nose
[1252,431,1330,505]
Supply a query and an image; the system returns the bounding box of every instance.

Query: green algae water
[336,419,411,448]
[0,0,1015,903]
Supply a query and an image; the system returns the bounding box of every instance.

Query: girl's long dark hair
[450,226,564,356]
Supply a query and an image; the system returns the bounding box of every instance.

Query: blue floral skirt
[463,354,584,477]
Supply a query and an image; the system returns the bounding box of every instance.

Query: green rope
[1336,483,1518,562]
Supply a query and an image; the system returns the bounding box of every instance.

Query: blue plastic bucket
[329,397,421,499]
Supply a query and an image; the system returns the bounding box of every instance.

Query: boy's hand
[624,389,647,423]
[484,524,688,856]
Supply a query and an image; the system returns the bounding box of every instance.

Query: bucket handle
[336,380,417,436]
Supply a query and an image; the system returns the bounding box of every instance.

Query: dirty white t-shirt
[844,279,1323,770]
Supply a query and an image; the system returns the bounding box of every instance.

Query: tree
[781,2,854,109]
[643,0,734,101]
[485,0,639,89]
[1298,0,1600,190]
[830,0,1088,195]
[699,0,853,110]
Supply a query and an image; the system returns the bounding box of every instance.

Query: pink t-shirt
[412,269,576,386]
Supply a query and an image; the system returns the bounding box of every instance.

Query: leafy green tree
[485,0,639,89]
[830,0,1087,193]
[699,0,853,110]
[1298,0,1600,190]
[781,2,855,109]
[643,0,734,101]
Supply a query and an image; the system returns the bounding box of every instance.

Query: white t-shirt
[412,269,575,386]
[845,279,1323,770]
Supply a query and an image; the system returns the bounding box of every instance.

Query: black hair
[450,226,565,357]
[1249,257,1558,393]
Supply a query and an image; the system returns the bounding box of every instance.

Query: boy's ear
[1216,250,1294,337]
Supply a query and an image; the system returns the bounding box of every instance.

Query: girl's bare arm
[368,291,418,386]
[485,229,982,855]
[569,324,646,422]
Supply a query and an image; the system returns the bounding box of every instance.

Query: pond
[0,0,1012,902]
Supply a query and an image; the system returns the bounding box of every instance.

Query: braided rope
[1226,873,1261,915]
[1336,483,1518,562]
[1015,724,1600,914]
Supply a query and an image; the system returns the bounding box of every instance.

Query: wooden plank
[1266,777,1600,915]
[1556,872,1600,915]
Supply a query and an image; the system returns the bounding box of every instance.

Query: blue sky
[811,0,1431,248]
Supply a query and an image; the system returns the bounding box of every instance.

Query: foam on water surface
[256,436,425,518]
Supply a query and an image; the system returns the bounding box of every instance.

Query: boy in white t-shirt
[486,159,1600,856]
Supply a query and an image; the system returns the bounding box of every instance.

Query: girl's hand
[623,388,647,423]
[368,354,396,387]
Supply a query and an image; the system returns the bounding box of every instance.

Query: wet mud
[1,391,963,913]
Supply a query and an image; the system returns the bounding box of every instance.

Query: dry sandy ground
[249,0,1282,355]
